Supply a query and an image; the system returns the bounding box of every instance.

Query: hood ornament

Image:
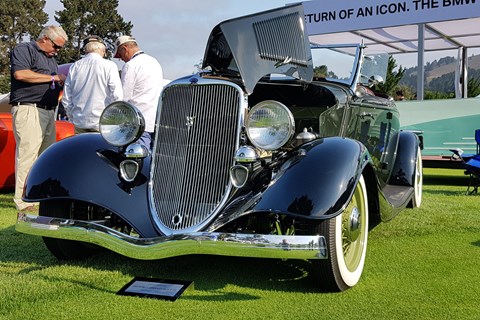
[189,77,198,84]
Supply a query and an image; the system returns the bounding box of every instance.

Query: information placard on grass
[117,277,193,301]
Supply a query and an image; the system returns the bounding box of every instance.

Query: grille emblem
[186,116,195,129]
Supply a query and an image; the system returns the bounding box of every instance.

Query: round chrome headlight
[99,101,145,147]
[246,100,295,151]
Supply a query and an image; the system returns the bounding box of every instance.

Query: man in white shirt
[62,36,123,133]
[114,35,164,149]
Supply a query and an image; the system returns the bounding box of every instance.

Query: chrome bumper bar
[16,213,328,260]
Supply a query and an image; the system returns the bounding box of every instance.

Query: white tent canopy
[307,17,480,54]
[302,0,480,98]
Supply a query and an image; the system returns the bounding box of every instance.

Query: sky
[43,0,478,80]
[44,0,290,80]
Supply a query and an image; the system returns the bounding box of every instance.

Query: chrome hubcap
[345,207,361,242]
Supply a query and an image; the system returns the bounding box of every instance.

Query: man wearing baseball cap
[114,35,164,149]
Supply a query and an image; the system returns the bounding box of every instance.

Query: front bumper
[16,213,328,260]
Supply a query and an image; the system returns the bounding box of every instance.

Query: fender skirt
[23,134,157,237]
[250,137,370,219]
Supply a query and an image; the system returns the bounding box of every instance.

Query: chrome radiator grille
[150,83,242,234]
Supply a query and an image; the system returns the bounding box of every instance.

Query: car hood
[202,4,313,94]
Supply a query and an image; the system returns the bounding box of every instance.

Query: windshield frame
[310,43,362,89]
[309,43,390,92]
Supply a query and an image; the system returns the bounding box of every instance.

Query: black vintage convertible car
[16,4,422,292]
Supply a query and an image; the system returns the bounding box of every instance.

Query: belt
[11,102,55,110]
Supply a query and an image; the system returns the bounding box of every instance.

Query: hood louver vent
[253,12,309,67]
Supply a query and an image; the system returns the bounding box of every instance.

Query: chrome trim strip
[16,213,328,260]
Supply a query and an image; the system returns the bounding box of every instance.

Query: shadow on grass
[423,189,471,196]
[36,270,263,301]
[0,225,324,296]
[0,196,16,210]
[472,240,480,248]
[423,174,470,186]
[0,225,59,264]
[87,253,322,295]
[422,173,478,196]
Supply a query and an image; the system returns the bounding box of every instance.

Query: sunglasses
[48,37,63,50]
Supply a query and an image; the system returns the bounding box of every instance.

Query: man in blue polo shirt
[10,25,68,211]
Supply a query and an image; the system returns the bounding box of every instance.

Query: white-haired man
[62,35,123,134]
[10,25,68,211]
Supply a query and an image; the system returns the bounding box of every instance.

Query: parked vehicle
[16,4,422,292]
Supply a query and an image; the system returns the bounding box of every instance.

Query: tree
[55,0,133,64]
[313,65,328,78]
[313,65,338,79]
[0,0,48,93]
[372,55,405,97]
[468,77,480,98]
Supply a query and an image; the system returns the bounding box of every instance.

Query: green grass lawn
[0,168,479,320]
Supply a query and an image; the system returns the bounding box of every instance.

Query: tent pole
[417,23,425,101]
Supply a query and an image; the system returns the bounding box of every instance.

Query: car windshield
[310,44,388,88]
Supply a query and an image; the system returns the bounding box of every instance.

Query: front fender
[24,133,158,237]
[251,137,369,218]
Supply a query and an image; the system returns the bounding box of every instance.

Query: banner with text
[303,0,479,35]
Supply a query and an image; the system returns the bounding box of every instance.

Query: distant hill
[399,54,480,93]
[426,54,480,81]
